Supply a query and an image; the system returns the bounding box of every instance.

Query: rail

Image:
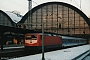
[72,49,90,60]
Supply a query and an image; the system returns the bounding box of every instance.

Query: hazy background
[0,0,90,17]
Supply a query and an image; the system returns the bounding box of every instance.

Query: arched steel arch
[0,10,16,27]
[19,2,90,26]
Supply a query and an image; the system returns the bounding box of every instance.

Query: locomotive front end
[24,34,38,46]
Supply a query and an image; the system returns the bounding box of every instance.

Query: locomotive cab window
[25,35,37,40]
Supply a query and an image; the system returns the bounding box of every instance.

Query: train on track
[24,33,88,51]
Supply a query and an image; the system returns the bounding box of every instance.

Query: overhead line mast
[28,0,32,29]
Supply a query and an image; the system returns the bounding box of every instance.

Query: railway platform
[0,45,24,58]
[8,44,90,60]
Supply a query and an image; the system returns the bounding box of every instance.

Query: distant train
[24,33,88,51]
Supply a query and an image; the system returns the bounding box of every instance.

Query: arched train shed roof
[0,10,15,26]
[4,11,22,23]
[19,2,90,26]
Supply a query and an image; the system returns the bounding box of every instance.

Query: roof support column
[0,32,4,51]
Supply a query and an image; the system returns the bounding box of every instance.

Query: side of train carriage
[24,33,88,51]
[61,36,87,47]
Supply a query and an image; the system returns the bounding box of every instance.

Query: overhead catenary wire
[85,0,90,10]
[71,0,82,10]
[1,0,90,16]
[71,0,90,10]
[7,0,26,8]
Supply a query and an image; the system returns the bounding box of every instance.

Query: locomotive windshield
[25,35,37,40]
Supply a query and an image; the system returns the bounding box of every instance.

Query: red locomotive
[24,33,88,52]
[24,33,62,51]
